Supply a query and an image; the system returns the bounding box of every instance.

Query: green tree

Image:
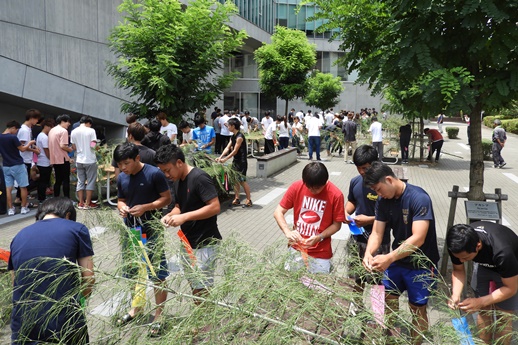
[304,72,344,114]
[310,0,518,200]
[107,0,247,119]
[254,26,316,116]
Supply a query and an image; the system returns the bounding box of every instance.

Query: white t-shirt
[306,116,321,137]
[160,123,177,140]
[36,132,50,167]
[241,116,249,133]
[325,113,334,126]
[261,116,273,132]
[264,122,276,140]
[17,124,33,164]
[278,121,291,138]
[369,121,383,142]
[70,125,97,164]
[219,115,231,136]
[295,111,304,122]
[182,129,193,143]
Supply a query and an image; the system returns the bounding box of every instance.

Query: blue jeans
[308,136,321,160]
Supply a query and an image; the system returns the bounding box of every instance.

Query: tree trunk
[467,102,485,201]
[284,100,289,117]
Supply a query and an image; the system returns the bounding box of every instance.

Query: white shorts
[284,247,331,274]
[180,244,218,290]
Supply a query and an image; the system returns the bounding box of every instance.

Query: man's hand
[448,295,461,310]
[119,205,130,217]
[302,235,320,249]
[128,205,147,217]
[363,253,374,272]
[285,230,303,246]
[161,213,187,228]
[370,253,393,272]
[353,214,371,227]
[459,297,486,313]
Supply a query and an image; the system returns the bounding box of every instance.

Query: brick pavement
[1,120,518,342]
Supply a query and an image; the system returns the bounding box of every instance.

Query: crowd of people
[5,108,516,345]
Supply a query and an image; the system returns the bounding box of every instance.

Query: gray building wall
[0,0,127,129]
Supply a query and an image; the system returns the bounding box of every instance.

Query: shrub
[445,127,459,139]
[481,139,493,160]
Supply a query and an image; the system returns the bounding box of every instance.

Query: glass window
[297,6,306,31]
[241,93,259,116]
[288,4,297,29]
[322,51,331,73]
[259,93,277,120]
[278,3,287,19]
[224,92,239,113]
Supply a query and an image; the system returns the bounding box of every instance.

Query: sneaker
[86,202,99,209]
[500,162,507,168]
[76,203,86,210]
[20,206,30,214]
[7,207,15,216]
[494,165,499,168]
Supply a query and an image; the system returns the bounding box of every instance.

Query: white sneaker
[20,206,30,214]
[8,207,15,216]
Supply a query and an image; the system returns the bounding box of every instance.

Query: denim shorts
[3,164,29,188]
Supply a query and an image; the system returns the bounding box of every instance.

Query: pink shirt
[48,125,70,165]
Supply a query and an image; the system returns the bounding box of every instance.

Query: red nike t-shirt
[279,180,346,259]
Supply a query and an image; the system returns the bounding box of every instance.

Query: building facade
[0,0,383,135]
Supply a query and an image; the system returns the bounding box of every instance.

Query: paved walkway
[1,121,517,343]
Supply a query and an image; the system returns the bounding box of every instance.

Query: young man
[16,109,41,205]
[368,116,383,160]
[8,198,94,344]
[155,144,222,300]
[141,119,171,151]
[424,128,444,163]
[48,114,73,198]
[219,110,232,151]
[492,119,507,168]
[0,121,36,215]
[178,120,194,146]
[346,145,391,291]
[36,118,55,203]
[157,111,177,143]
[192,115,216,154]
[71,116,98,209]
[273,162,345,274]
[216,118,252,207]
[114,142,171,336]
[446,222,518,345]
[342,112,358,164]
[363,161,439,344]
[305,113,322,161]
[260,111,273,133]
[399,123,412,164]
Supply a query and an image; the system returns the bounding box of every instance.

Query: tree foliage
[107,0,247,119]
[310,0,518,200]
[254,26,316,116]
[304,72,344,113]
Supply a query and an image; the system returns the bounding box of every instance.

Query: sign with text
[464,201,501,221]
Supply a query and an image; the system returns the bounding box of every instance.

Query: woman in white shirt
[277,115,291,149]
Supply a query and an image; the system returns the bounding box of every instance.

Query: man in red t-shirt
[424,128,444,163]
[274,162,345,273]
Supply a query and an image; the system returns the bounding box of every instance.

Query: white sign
[465,201,500,221]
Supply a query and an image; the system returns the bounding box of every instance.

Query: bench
[256,147,298,178]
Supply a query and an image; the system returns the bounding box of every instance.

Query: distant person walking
[368,117,383,159]
[437,113,444,133]
[306,113,322,161]
[492,119,507,168]
[342,113,358,164]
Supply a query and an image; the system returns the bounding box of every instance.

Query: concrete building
[0,0,384,137]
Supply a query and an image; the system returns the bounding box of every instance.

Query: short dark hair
[6,120,21,129]
[227,118,241,129]
[126,113,137,124]
[265,111,270,116]
[56,114,71,124]
[178,120,191,130]
[194,115,206,127]
[42,118,56,128]
[363,161,396,188]
[423,128,430,134]
[446,224,480,254]
[157,112,168,121]
[371,116,378,122]
[25,109,41,121]
[155,144,185,165]
[127,122,146,141]
[36,197,76,222]
[302,162,329,188]
[148,119,161,132]
[80,116,93,125]
[113,142,140,163]
[244,111,250,115]
[353,145,379,166]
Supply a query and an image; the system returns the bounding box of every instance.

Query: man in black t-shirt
[216,117,252,208]
[399,123,412,164]
[447,221,518,345]
[155,145,222,300]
